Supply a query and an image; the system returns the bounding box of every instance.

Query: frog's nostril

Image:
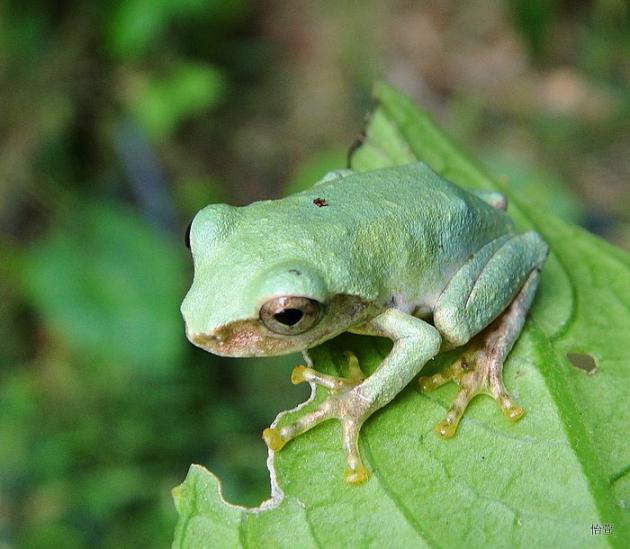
[192,332,223,346]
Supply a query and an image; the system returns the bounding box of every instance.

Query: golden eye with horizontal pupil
[260,296,322,335]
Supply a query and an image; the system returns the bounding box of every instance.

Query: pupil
[274,308,303,326]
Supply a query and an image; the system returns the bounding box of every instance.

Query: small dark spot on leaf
[566,352,597,374]
[313,198,328,207]
[289,269,301,276]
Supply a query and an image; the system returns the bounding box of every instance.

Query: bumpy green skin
[181,161,548,482]
[183,162,518,351]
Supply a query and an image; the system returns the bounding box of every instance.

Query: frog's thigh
[434,231,548,347]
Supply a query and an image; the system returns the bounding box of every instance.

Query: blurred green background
[1,1,629,547]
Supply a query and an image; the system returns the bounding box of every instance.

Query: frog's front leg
[421,231,548,437]
[263,310,441,484]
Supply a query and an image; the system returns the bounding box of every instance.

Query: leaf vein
[362,434,437,547]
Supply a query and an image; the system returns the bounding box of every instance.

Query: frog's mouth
[186,294,378,358]
[187,320,304,357]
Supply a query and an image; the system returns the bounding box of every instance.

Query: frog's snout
[188,329,236,356]
[189,330,224,347]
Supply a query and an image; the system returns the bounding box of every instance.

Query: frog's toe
[344,463,368,485]
[343,351,365,382]
[431,367,477,438]
[262,427,287,451]
[341,418,369,484]
[290,365,354,391]
[290,352,364,391]
[503,404,525,422]
[418,359,462,392]
[290,365,309,384]
[418,374,446,392]
[263,399,335,452]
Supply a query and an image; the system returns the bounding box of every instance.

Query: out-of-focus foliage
[22,203,185,373]
[0,0,628,547]
[129,63,225,140]
[284,150,347,195]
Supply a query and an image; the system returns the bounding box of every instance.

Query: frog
[181,161,549,484]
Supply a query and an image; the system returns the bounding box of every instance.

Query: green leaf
[21,202,186,376]
[479,152,584,224]
[105,0,248,59]
[106,0,170,59]
[173,83,630,547]
[130,63,225,139]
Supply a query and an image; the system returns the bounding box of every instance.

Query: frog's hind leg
[420,267,541,438]
[433,231,547,349]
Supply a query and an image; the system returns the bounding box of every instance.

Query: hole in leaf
[566,352,597,374]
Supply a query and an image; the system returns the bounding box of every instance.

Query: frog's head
[181,203,373,357]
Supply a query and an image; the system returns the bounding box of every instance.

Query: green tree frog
[181,162,548,484]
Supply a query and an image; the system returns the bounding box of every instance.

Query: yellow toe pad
[344,465,368,485]
[262,427,287,451]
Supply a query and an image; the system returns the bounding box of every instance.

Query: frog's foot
[419,268,542,438]
[262,352,370,484]
[418,344,524,438]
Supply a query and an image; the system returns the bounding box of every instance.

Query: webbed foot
[418,342,524,438]
[262,352,371,484]
[418,266,543,438]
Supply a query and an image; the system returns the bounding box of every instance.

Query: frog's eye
[260,296,322,335]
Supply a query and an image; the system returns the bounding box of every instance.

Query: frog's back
[288,162,513,252]
[303,163,505,221]
[222,162,514,304]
